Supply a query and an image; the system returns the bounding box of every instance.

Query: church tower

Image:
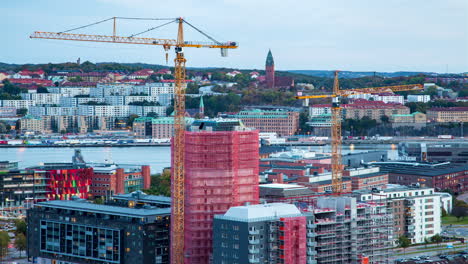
[199,96,205,117]
[265,49,275,89]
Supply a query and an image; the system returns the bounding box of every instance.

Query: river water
[0,144,397,174]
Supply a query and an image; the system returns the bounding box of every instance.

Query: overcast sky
[1,0,467,73]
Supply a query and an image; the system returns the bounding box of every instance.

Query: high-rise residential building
[214,196,393,264]
[177,119,259,263]
[226,109,300,136]
[27,197,170,264]
[213,203,312,264]
[353,184,445,244]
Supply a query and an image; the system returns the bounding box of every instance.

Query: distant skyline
[1,0,467,73]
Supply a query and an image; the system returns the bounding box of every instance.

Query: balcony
[307,223,317,229]
[249,248,260,254]
[249,229,260,235]
[307,249,317,256]
[307,232,317,238]
[307,241,317,247]
[249,258,260,263]
[249,239,260,245]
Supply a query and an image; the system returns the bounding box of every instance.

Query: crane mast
[330,71,343,193]
[172,18,186,264]
[30,17,237,264]
[296,73,423,194]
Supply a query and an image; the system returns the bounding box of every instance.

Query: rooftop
[113,190,171,205]
[218,203,302,221]
[374,162,467,177]
[428,107,468,112]
[36,200,170,217]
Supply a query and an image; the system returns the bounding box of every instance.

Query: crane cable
[182,19,222,45]
[58,17,177,34]
[129,19,177,38]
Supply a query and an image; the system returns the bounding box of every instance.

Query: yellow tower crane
[31,17,238,264]
[296,71,423,193]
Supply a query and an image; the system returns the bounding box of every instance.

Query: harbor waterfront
[0,144,397,173]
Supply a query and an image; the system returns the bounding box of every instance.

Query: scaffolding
[182,130,259,263]
[287,196,394,264]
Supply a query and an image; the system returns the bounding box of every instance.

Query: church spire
[266,49,274,66]
[199,96,205,116]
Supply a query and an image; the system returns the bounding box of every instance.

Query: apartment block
[0,100,35,109]
[178,120,259,263]
[343,100,410,122]
[0,169,47,217]
[407,94,430,103]
[213,203,312,264]
[354,185,444,244]
[90,163,151,198]
[226,109,300,136]
[20,115,45,133]
[47,86,91,97]
[427,107,468,122]
[21,93,62,105]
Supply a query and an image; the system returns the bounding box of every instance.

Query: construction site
[25,15,422,264]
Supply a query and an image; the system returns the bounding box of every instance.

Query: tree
[0,231,10,259]
[14,233,26,258]
[431,234,443,245]
[397,235,411,255]
[17,108,27,116]
[380,115,390,123]
[143,171,171,197]
[0,123,7,134]
[36,86,49,93]
[1,80,25,95]
[441,207,448,217]
[126,114,140,127]
[94,197,104,204]
[13,219,27,236]
[426,86,438,97]
[452,206,468,221]
[146,112,159,118]
[298,111,312,135]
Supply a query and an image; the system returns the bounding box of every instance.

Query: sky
[1,0,467,73]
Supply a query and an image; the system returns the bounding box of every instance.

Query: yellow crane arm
[30,31,238,49]
[338,84,423,96]
[296,84,423,100]
[295,94,335,99]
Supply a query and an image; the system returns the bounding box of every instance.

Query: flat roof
[36,200,170,217]
[218,203,302,221]
[260,183,308,189]
[375,162,467,177]
[113,191,171,204]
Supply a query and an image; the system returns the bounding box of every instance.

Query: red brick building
[90,164,151,198]
[378,162,468,193]
[265,50,294,89]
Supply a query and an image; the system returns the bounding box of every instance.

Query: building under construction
[179,119,260,263]
[310,196,393,264]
